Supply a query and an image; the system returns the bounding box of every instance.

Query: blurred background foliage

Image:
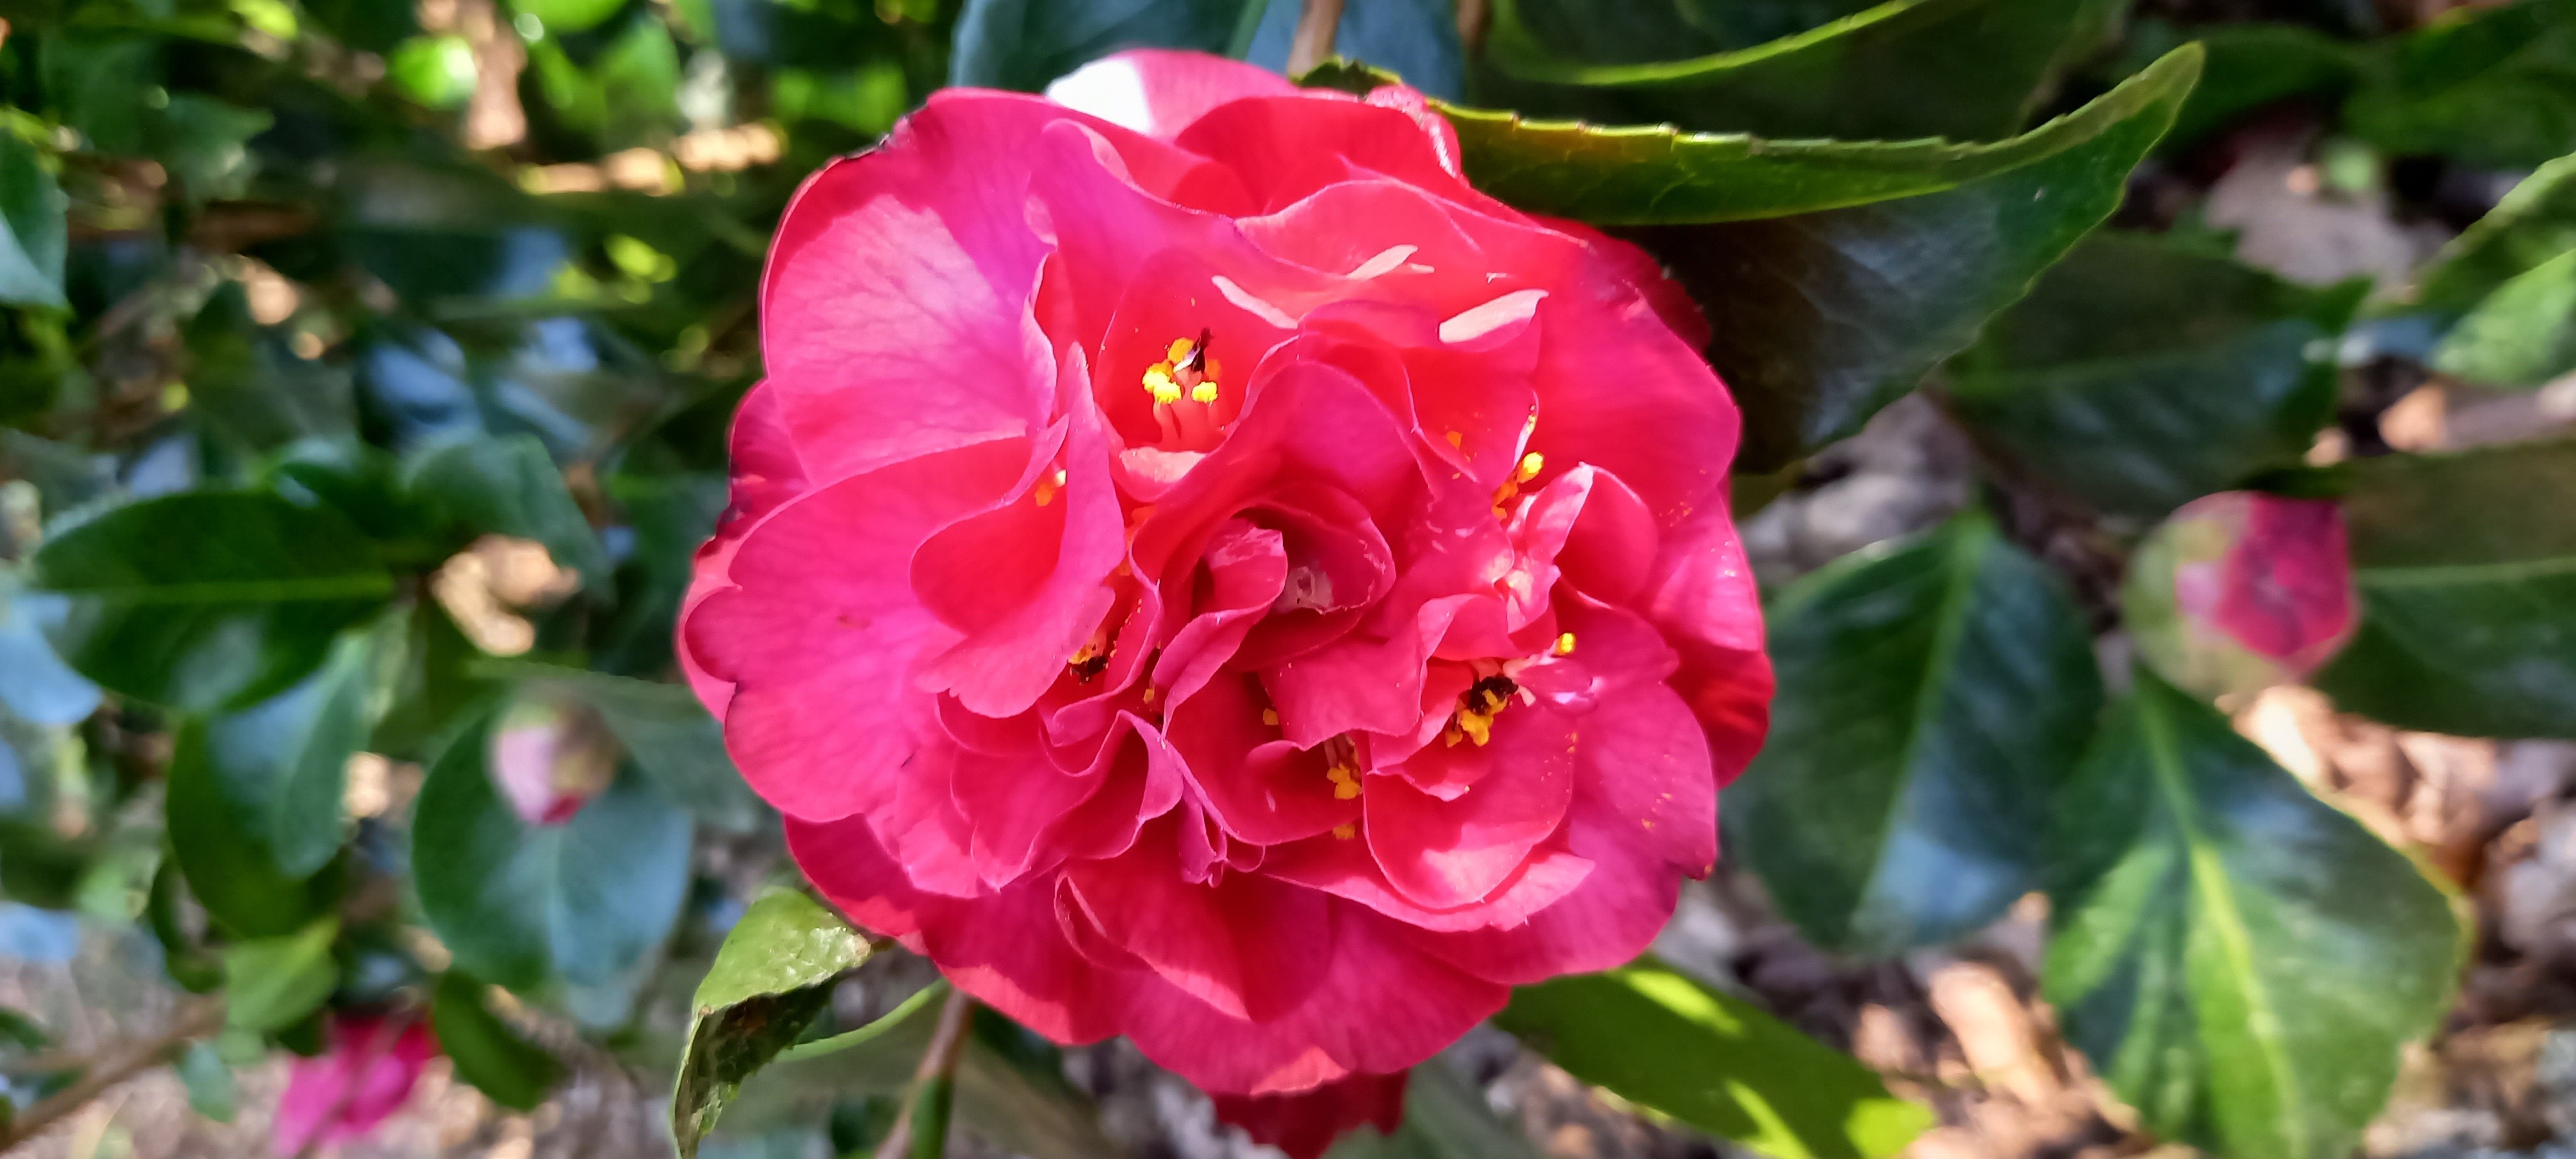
[0,0,2573,1156]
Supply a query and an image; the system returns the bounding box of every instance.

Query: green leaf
[28,492,395,711]
[1483,0,2121,142]
[200,621,390,878]
[516,0,630,33]
[1945,232,2363,521]
[167,720,334,939]
[223,918,343,1033]
[412,708,694,990]
[1416,44,2193,227]
[2414,152,2576,318]
[673,890,872,1156]
[175,1040,237,1123]
[184,288,357,455]
[155,95,272,203]
[1725,513,2101,954]
[1495,960,1932,1159]
[2345,0,2576,170]
[429,972,565,1112]
[950,0,1253,91]
[403,434,611,592]
[2430,248,2576,386]
[2043,670,2461,1159]
[0,573,99,728]
[1629,45,2202,472]
[2313,438,2576,737]
[2121,20,2362,150]
[146,860,224,994]
[0,131,68,310]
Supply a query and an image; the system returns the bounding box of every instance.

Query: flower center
[1442,633,1575,748]
[1142,329,1221,406]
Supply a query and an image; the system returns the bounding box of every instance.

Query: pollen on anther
[1262,708,1281,726]
[1444,430,1464,449]
[1332,823,1357,840]
[1189,381,1219,404]
[1515,452,1545,482]
[1553,632,1577,657]
[1142,364,1184,405]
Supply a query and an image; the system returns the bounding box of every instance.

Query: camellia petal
[2127,490,2358,700]
[681,48,1773,1152]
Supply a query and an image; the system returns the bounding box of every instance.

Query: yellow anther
[1204,357,1222,381]
[1032,477,1057,507]
[1189,381,1219,404]
[1515,452,1544,482]
[1553,632,1577,657]
[1262,708,1281,726]
[1053,468,1068,487]
[1454,710,1494,746]
[1142,686,1156,704]
[1143,364,1183,405]
[1332,823,1357,840]
[1444,431,1464,449]
[1326,765,1361,800]
[1167,337,1196,362]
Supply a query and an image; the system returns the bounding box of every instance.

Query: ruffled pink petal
[272,1016,437,1156]
[1211,1069,1410,1159]
[1044,49,1305,142]
[2214,494,2354,670]
[1063,825,1332,1022]
[1365,705,1578,909]
[678,381,806,711]
[1167,671,1356,845]
[1115,898,1507,1095]
[1636,504,1774,780]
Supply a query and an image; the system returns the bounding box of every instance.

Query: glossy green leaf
[223,918,343,1033]
[2313,439,2576,737]
[176,1040,238,1123]
[413,708,694,991]
[478,659,764,832]
[403,434,611,592]
[2414,153,2576,317]
[674,890,872,1156]
[2345,0,2576,170]
[430,972,564,1112]
[0,131,68,310]
[2043,670,2461,1159]
[2126,21,2362,150]
[167,720,335,939]
[951,0,1254,92]
[1946,232,2363,520]
[2430,249,2576,386]
[1727,513,2101,953]
[1630,46,2201,472]
[1495,960,1932,1159]
[1484,0,2121,142]
[200,623,388,878]
[27,493,395,711]
[184,288,357,454]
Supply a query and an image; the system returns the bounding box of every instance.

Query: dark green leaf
[413,708,694,990]
[155,95,272,203]
[1419,44,2198,226]
[167,720,334,938]
[951,0,1253,91]
[146,859,224,994]
[175,1040,237,1123]
[184,288,357,454]
[1482,0,2121,142]
[1946,232,2363,520]
[1496,960,1932,1159]
[2345,0,2576,170]
[0,131,68,310]
[403,434,611,592]
[2043,670,2461,1159]
[28,493,395,711]
[430,972,565,1111]
[223,918,342,1033]
[2414,153,2576,317]
[2430,249,2576,386]
[2313,438,2576,737]
[1727,513,2101,954]
[2121,20,2362,150]
[674,889,872,1156]
[1628,46,2202,472]
[201,622,388,877]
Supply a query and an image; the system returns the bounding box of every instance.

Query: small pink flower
[272,1015,439,1156]
[2138,491,2356,697]
[1211,1070,1408,1159]
[680,49,1771,1116]
[488,699,617,826]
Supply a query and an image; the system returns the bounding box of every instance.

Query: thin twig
[1456,0,1490,53]
[871,987,976,1159]
[1287,0,1347,75]
[0,1000,224,1153]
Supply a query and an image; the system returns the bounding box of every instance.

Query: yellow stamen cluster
[1262,707,1281,726]
[1143,334,1221,406]
[1032,467,1066,507]
[1553,631,1577,657]
[1492,451,1545,518]
[1318,735,1363,799]
[1444,672,1518,748]
[1332,823,1357,840]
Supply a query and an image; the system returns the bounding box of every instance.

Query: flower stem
[872,986,976,1159]
[1287,0,1346,75]
[0,999,224,1151]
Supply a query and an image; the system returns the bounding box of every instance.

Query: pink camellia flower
[272,1015,439,1156]
[679,49,1772,1117]
[2129,490,2356,698]
[1210,1070,1408,1159]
